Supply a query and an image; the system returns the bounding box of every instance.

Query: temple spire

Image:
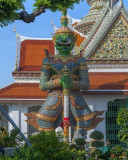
[119,0,123,7]
[60,9,68,27]
[110,0,114,8]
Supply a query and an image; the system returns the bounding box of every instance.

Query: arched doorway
[106,99,128,148]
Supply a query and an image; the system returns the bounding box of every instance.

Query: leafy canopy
[34,0,84,11]
[0,0,25,27]
[0,0,84,27]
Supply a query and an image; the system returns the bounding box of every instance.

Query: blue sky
[0,0,128,89]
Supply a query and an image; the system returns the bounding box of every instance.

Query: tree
[116,108,128,145]
[0,0,84,27]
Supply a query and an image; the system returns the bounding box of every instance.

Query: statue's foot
[24,112,36,119]
[95,110,105,116]
[92,117,105,129]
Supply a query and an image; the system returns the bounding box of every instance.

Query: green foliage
[110,145,123,159]
[0,128,22,147]
[27,131,86,160]
[91,140,104,148]
[0,0,84,27]
[90,149,103,159]
[0,131,86,159]
[75,138,86,146]
[90,131,104,140]
[117,108,128,145]
[100,149,111,160]
[0,147,42,160]
[33,0,84,11]
[0,0,25,27]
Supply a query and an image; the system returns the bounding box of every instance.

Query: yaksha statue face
[55,34,75,54]
[52,9,77,56]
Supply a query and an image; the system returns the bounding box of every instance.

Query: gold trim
[44,98,62,110]
[41,62,50,70]
[35,113,57,122]
[55,32,74,35]
[74,112,96,122]
[63,89,70,96]
[38,127,55,132]
[79,63,88,70]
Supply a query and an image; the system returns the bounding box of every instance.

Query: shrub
[75,138,86,146]
[27,131,86,160]
[100,149,111,160]
[91,140,104,148]
[0,128,22,147]
[90,131,104,140]
[0,147,42,160]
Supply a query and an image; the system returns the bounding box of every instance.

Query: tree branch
[16,5,47,23]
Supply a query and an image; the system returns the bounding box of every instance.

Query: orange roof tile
[0,83,47,99]
[89,72,128,90]
[0,72,128,100]
[74,31,85,47]
[19,40,55,71]
[73,22,85,47]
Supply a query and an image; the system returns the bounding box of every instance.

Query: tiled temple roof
[0,72,128,101]
[0,83,47,100]
[74,0,109,35]
[19,40,55,71]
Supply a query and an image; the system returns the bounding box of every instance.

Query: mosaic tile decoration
[90,15,128,60]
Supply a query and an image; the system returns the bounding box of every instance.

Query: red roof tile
[19,40,55,71]
[0,72,128,100]
[89,72,128,90]
[0,83,47,99]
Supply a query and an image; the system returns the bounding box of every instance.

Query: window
[106,99,127,148]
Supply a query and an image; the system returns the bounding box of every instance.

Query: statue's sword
[63,66,71,143]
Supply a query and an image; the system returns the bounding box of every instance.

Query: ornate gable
[89,14,128,60]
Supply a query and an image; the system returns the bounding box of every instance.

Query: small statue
[0,126,7,137]
[25,9,104,141]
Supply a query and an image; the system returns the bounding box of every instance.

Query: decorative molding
[87,63,128,69]
[83,5,122,57]
[88,14,128,60]
[88,69,128,72]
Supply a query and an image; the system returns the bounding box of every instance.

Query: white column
[8,103,20,132]
[20,104,28,137]
[8,104,13,132]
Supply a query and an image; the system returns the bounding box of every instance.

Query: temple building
[0,0,128,147]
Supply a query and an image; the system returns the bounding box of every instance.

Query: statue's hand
[60,75,73,89]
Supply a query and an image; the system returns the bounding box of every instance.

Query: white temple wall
[0,102,42,137]
[83,94,128,143]
[1,94,128,142]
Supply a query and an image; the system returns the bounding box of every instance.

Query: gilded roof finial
[60,9,68,27]
[55,9,73,35]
